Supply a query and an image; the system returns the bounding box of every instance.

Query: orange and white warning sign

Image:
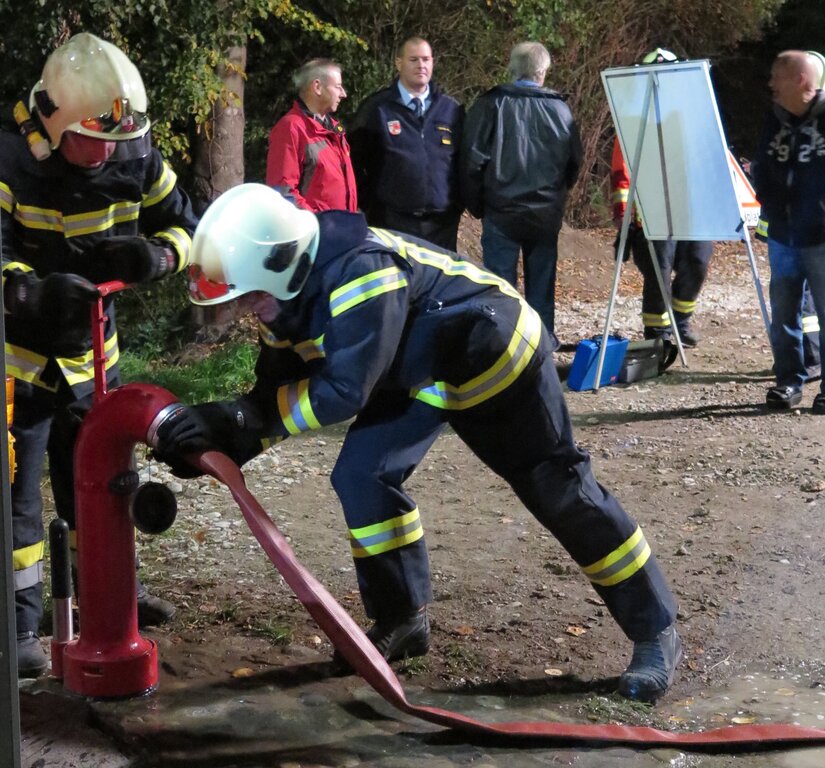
[727,150,760,227]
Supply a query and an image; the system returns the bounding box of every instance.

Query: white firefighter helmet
[188,184,320,305]
[640,48,679,65]
[807,51,825,89]
[30,32,150,149]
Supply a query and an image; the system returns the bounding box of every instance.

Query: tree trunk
[191,44,247,214]
[190,44,247,336]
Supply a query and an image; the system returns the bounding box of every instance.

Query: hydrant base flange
[62,636,158,698]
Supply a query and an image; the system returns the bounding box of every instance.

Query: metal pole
[0,216,22,767]
[594,72,654,391]
[740,223,772,339]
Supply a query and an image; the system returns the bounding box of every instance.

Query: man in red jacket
[266,59,358,213]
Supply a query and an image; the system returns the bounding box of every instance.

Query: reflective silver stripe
[412,303,541,410]
[64,201,140,237]
[143,162,176,207]
[14,200,142,237]
[329,267,408,317]
[802,315,820,333]
[13,561,44,591]
[4,342,50,387]
[349,509,424,558]
[0,180,13,213]
[582,527,651,587]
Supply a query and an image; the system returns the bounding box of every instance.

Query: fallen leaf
[565,625,587,637]
[544,667,564,676]
[452,625,474,636]
[198,603,218,614]
[731,715,757,724]
[776,688,796,696]
[231,667,254,678]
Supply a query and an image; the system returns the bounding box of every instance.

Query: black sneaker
[136,588,176,627]
[17,631,48,678]
[765,385,803,410]
[812,393,825,415]
[618,624,682,703]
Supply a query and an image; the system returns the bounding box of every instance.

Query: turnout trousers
[631,237,713,336]
[330,341,677,642]
[11,379,93,634]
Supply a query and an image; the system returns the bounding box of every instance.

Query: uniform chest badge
[387,120,401,136]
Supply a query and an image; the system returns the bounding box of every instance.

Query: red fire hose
[192,450,825,750]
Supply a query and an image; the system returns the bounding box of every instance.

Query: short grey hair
[507,42,551,82]
[293,58,341,93]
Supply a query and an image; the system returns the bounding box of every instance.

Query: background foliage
[0,0,811,359]
[0,0,795,222]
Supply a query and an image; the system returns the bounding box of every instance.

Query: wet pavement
[19,654,825,767]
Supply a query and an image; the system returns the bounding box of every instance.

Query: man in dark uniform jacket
[349,37,464,250]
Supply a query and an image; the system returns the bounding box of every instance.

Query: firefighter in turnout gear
[611,48,714,348]
[155,184,682,703]
[0,33,197,677]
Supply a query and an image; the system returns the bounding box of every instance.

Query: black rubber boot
[366,608,431,662]
[618,624,682,703]
[332,608,431,673]
[17,631,48,678]
[136,583,176,627]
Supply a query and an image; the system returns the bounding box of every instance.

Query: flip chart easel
[593,60,770,391]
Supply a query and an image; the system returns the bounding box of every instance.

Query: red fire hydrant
[57,282,182,697]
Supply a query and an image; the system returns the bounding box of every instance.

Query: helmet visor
[76,98,149,139]
[188,264,233,305]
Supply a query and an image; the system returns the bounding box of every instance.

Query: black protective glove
[74,236,176,284]
[6,271,99,325]
[152,401,243,478]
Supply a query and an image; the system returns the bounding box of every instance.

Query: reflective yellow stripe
[58,332,119,386]
[277,378,321,435]
[13,540,44,571]
[293,336,325,361]
[412,302,541,410]
[671,297,696,315]
[258,322,291,349]
[349,508,424,558]
[802,314,820,333]
[64,201,141,237]
[642,312,670,329]
[370,227,522,301]
[154,226,192,270]
[4,342,56,390]
[0,180,13,213]
[329,267,408,317]
[143,162,176,207]
[756,218,769,238]
[582,526,651,587]
[612,189,629,204]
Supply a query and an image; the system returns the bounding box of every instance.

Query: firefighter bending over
[156,184,682,702]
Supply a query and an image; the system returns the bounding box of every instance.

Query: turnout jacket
[348,80,463,216]
[751,90,825,248]
[460,83,582,240]
[266,101,358,213]
[224,210,544,463]
[0,126,196,398]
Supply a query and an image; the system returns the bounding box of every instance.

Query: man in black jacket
[349,37,464,250]
[460,42,582,350]
[751,50,825,413]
